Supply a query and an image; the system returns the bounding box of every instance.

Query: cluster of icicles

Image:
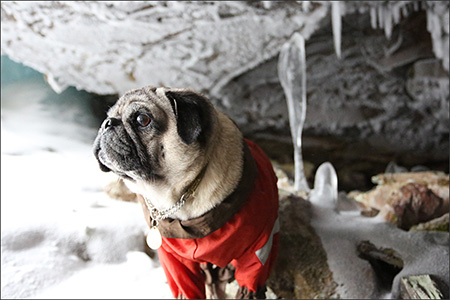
[352,1,447,70]
[368,1,422,39]
[278,0,448,197]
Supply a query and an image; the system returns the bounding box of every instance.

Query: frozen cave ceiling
[1,1,449,190]
[1,1,448,94]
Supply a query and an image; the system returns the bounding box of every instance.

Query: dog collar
[143,164,208,249]
[143,164,208,221]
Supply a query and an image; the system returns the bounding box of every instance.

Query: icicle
[443,36,449,71]
[401,5,409,18]
[384,6,393,39]
[413,1,419,11]
[358,5,365,14]
[377,4,384,29]
[433,36,443,61]
[370,6,378,29]
[311,162,338,208]
[331,1,342,59]
[426,10,444,64]
[432,13,442,42]
[302,1,310,13]
[278,33,310,193]
[392,4,401,24]
[261,1,272,9]
[44,74,68,94]
[427,9,433,32]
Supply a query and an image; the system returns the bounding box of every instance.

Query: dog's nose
[103,117,121,130]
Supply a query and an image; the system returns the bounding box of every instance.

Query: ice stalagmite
[278,33,310,193]
[310,162,338,208]
[331,1,342,58]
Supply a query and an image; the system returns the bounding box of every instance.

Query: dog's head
[93,86,216,183]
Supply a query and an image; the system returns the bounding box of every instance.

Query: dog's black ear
[165,90,213,145]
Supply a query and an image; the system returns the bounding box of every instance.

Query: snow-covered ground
[1,76,172,298]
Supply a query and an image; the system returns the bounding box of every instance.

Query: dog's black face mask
[93,86,213,182]
[93,113,155,181]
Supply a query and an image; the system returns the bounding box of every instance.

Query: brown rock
[266,195,338,299]
[394,183,446,230]
[371,171,449,186]
[348,172,449,230]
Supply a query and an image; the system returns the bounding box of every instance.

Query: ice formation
[310,162,338,208]
[278,33,310,193]
[301,1,311,13]
[366,1,449,70]
[331,1,342,58]
[384,6,393,39]
[426,3,449,71]
[369,3,399,39]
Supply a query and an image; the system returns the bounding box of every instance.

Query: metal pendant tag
[146,226,162,250]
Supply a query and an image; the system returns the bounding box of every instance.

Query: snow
[1,77,172,298]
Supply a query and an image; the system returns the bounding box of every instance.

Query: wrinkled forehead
[108,86,170,117]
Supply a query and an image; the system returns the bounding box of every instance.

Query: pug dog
[93,86,279,299]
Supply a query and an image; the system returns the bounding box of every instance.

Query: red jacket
[158,139,279,299]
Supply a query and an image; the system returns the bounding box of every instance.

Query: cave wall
[215,8,449,190]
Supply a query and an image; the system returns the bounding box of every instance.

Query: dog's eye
[136,113,151,127]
